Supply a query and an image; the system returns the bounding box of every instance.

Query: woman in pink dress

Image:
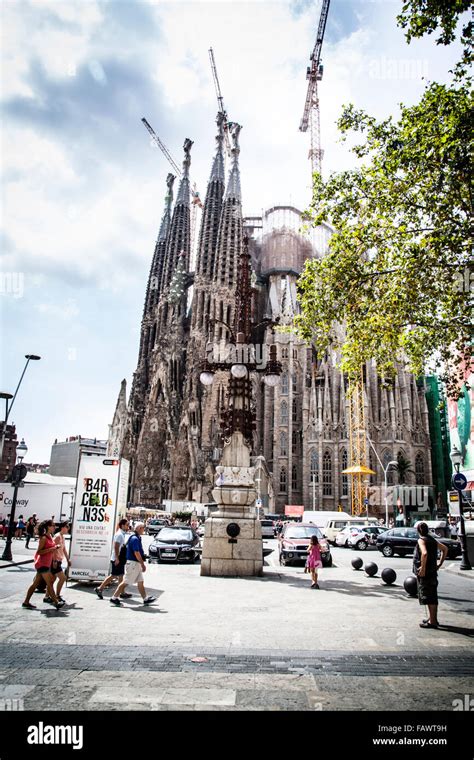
[307,534,323,589]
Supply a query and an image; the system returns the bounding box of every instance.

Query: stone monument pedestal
[200,433,263,577]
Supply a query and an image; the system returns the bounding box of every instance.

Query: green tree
[395,453,415,485]
[295,5,473,398]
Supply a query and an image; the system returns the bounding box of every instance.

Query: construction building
[109,111,434,516]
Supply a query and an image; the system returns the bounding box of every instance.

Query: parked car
[148,526,200,563]
[279,523,332,567]
[146,518,169,536]
[260,519,275,539]
[376,527,462,559]
[335,525,388,550]
[196,523,206,538]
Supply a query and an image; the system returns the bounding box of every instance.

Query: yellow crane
[343,369,375,515]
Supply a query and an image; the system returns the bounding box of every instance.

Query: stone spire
[214,122,243,287]
[280,278,295,325]
[144,173,175,317]
[195,113,226,278]
[107,379,128,457]
[162,138,193,290]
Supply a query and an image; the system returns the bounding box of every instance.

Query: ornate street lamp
[1,439,28,562]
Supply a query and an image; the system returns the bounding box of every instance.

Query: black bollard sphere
[381,567,397,585]
[351,557,363,570]
[404,575,418,597]
[365,561,378,577]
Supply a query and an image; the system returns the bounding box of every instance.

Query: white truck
[0,481,75,524]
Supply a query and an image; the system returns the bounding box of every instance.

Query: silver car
[260,519,275,538]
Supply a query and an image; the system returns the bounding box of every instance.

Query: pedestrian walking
[1,514,11,538]
[15,515,26,539]
[413,521,448,629]
[95,518,132,599]
[110,523,156,607]
[307,534,323,589]
[22,520,64,610]
[25,517,36,548]
[44,522,71,605]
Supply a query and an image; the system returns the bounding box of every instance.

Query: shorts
[418,576,438,606]
[124,560,144,585]
[110,560,125,577]
[36,566,51,574]
[51,563,63,575]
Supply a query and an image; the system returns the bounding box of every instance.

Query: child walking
[307,534,323,589]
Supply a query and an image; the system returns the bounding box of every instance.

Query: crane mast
[299,0,330,177]
[208,47,232,159]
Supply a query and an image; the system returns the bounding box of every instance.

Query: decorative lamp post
[0,354,41,461]
[199,236,281,576]
[1,439,28,562]
[450,445,472,571]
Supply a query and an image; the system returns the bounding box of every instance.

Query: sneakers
[95,588,104,600]
[120,593,132,599]
[143,596,156,606]
[54,600,65,610]
[109,597,122,606]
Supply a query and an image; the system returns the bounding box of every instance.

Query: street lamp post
[0,355,41,461]
[1,439,28,562]
[450,445,472,571]
[368,438,397,527]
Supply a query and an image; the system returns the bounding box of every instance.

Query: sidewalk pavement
[0,541,472,710]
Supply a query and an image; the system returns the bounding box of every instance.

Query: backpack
[119,538,129,564]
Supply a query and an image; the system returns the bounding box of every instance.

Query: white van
[302,511,352,528]
[325,516,380,544]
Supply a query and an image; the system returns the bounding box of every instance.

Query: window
[292,372,297,393]
[280,401,288,425]
[310,450,319,483]
[292,398,297,422]
[323,451,332,496]
[281,372,288,395]
[282,347,289,360]
[279,467,287,493]
[415,453,425,485]
[292,430,298,455]
[341,449,348,496]
[383,451,394,485]
[292,465,298,490]
[280,431,287,456]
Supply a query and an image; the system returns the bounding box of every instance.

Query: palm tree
[395,453,414,484]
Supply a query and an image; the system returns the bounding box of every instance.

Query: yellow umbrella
[341,465,376,475]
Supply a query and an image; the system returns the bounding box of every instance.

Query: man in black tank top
[413,522,448,628]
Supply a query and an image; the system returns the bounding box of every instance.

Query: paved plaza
[1,538,473,711]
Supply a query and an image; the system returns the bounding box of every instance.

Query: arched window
[292,464,298,490]
[292,398,297,422]
[323,451,332,496]
[415,453,425,485]
[292,372,297,393]
[383,451,394,485]
[341,449,348,496]
[282,347,289,360]
[280,432,287,456]
[280,401,288,425]
[292,430,298,455]
[279,467,287,493]
[310,450,319,483]
[281,372,288,395]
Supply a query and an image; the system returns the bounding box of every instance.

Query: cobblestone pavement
[1,540,473,710]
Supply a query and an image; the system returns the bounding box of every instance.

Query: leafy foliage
[295,12,473,398]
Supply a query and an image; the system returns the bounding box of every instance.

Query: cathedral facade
[109,113,433,516]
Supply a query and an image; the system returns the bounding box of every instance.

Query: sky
[0,0,465,463]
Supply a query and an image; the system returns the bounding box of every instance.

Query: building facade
[114,113,434,516]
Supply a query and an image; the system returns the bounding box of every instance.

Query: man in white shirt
[95,518,132,600]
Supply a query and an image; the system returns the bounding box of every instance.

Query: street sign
[255,498,262,506]
[363,498,369,506]
[452,472,467,491]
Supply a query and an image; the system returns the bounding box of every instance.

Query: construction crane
[343,369,375,515]
[141,117,203,270]
[299,0,330,178]
[208,47,232,162]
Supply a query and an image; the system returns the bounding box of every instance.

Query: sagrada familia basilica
[107,113,433,514]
